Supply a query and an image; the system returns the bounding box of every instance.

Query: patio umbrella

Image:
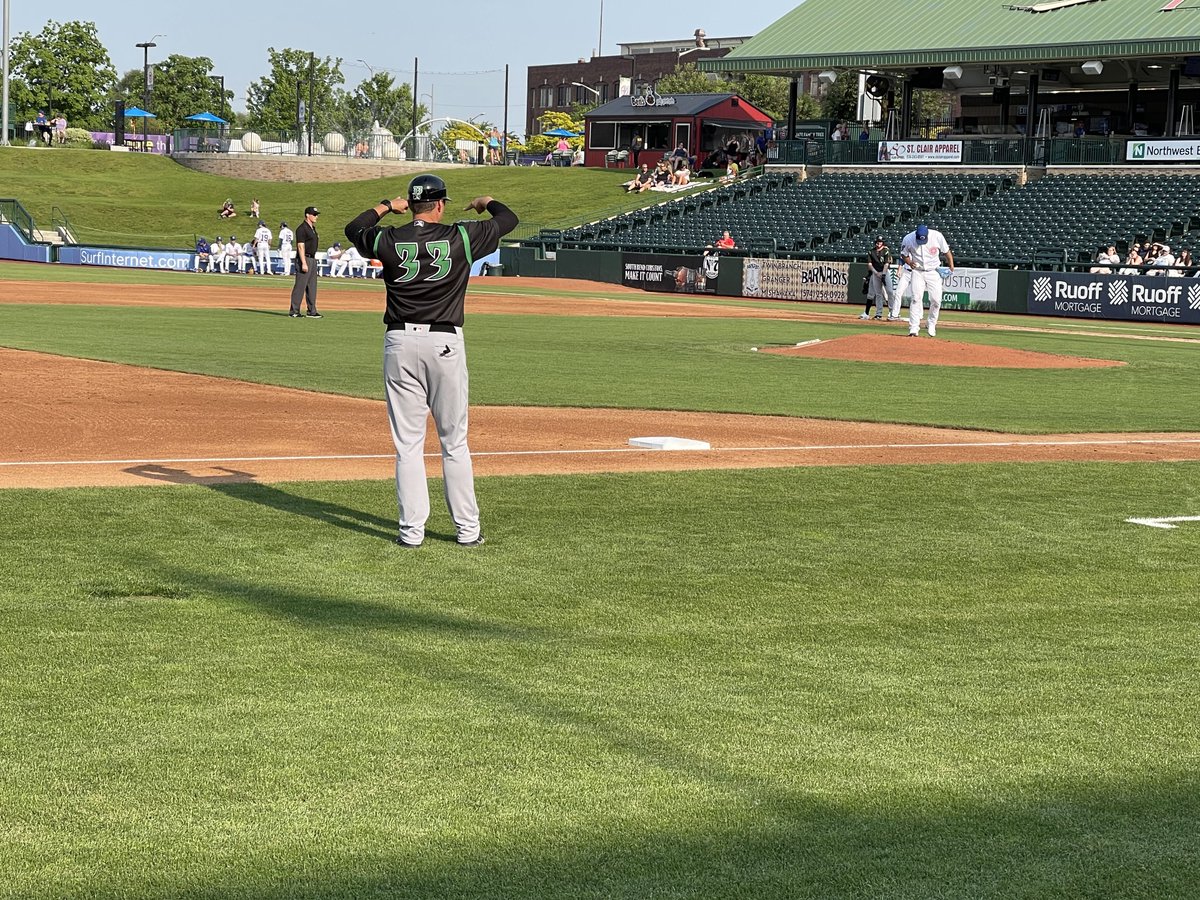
[185,111,228,125]
[123,106,157,147]
[541,127,578,137]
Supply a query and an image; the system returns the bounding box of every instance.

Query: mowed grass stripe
[0,303,1195,433]
[1,463,1198,898]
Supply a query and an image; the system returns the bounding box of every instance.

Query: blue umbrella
[186,111,229,124]
[541,127,578,137]
[124,106,157,118]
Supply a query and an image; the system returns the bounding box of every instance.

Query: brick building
[526,30,758,139]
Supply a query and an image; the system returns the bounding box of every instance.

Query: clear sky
[7,0,793,136]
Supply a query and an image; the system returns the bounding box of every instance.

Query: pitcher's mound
[761,332,1123,369]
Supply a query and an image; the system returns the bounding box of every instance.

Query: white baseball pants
[907,269,944,335]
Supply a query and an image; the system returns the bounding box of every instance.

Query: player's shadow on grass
[231,308,296,317]
[125,463,396,542]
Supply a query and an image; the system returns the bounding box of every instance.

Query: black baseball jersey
[295,220,318,260]
[345,201,518,327]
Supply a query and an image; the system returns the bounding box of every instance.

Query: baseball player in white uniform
[210,237,226,273]
[277,222,294,276]
[225,236,243,274]
[254,220,273,274]
[898,224,954,337]
[324,242,344,276]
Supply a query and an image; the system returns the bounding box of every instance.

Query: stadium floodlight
[818,70,838,85]
[1081,60,1104,76]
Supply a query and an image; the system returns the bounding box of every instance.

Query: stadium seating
[528,171,1200,269]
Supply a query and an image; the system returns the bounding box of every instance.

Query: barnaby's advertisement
[743,258,849,303]
[1027,272,1200,324]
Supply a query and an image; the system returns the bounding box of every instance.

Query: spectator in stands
[489,127,502,165]
[55,114,67,144]
[623,164,653,193]
[571,147,585,166]
[354,139,369,158]
[859,126,870,142]
[35,110,51,144]
[1151,243,1176,275]
[631,134,644,167]
[193,236,211,273]
[1177,248,1195,277]
[250,199,260,219]
[1089,244,1120,273]
[831,122,844,141]
[671,142,689,171]
[670,161,691,186]
[754,133,769,165]
[219,199,237,219]
[1119,247,1143,276]
[716,230,736,250]
[721,158,740,182]
[653,160,672,188]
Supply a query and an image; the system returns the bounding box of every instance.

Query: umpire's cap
[408,173,450,204]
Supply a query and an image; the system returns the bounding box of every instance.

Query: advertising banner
[743,258,849,303]
[1125,139,1200,163]
[623,252,719,293]
[59,246,197,271]
[1027,271,1200,324]
[877,140,963,163]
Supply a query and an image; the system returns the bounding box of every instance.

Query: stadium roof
[703,0,1200,73]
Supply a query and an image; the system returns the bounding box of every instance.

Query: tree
[525,109,583,156]
[819,72,860,123]
[657,63,728,95]
[333,72,423,141]
[736,74,796,122]
[246,48,343,133]
[144,55,226,133]
[8,20,117,129]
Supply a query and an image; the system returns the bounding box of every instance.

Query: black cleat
[457,535,486,548]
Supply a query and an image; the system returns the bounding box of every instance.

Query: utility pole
[1,0,9,146]
[306,52,315,157]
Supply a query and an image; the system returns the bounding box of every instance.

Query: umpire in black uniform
[289,205,321,318]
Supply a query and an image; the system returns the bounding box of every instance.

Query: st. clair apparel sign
[743,258,849,303]
[1126,139,1200,162]
[878,140,963,163]
[1028,272,1200,324]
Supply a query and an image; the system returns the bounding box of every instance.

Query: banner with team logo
[1027,272,1200,324]
[623,252,718,293]
[743,258,849,303]
[877,140,963,163]
[1125,139,1200,163]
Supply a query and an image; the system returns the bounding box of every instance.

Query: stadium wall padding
[0,224,54,263]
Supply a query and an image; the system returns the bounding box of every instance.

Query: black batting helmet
[408,174,450,204]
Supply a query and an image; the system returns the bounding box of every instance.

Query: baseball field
[2,257,1199,898]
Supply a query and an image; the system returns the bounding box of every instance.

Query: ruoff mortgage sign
[1126,139,1200,162]
[1027,272,1200,324]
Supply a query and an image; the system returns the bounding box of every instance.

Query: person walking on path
[288,206,321,318]
[344,174,518,548]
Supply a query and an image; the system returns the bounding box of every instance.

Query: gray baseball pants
[289,265,318,315]
[383,326,480,545]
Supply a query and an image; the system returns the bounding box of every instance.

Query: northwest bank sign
[1126,139,1200,162]
[1028,272,1200,324]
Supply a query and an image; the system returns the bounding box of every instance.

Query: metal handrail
[0,198,36,243]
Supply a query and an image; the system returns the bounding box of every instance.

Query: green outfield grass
[2,463,1198,899]
[3,260,1200,897]
[0,148,674,249]
[0,301,1197,433]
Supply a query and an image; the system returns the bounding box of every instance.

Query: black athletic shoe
[395,536,421,549]
[457,536,486,548]
[307,312,322,319]
[288,312,301,318]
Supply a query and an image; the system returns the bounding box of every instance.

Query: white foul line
[3,436,1200,469]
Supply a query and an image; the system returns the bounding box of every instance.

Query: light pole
[420,92,434,121]
[135,35,163,147]
[210,75,224,121]
[571,82,601,100]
